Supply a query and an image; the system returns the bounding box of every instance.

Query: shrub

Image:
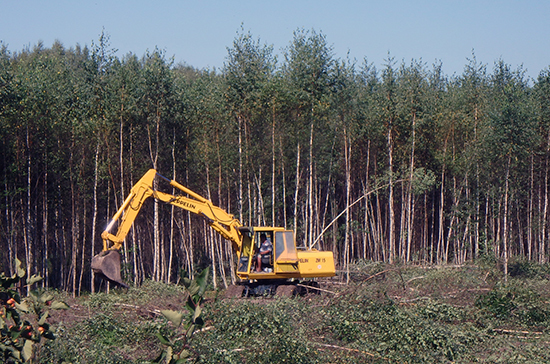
[0,259,68,363]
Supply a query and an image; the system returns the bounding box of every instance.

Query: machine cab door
[237,228,254,274]
[274,231,299,273]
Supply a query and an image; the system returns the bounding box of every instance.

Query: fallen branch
[334,268,405,298]
[296,284,336,295]
[360,268,403,286]
[397,296,431,303]
[442,288,491,297]
[405,276,425,284]
[313,342,384,360]
[493,328,543,336]
[113,303,162,315]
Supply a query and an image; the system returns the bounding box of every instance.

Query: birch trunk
[294,144,301,232]
[238,116,244,222]
[147,107,160,280]
[344,127,351,283]
[168,129,177,282]
[541,132,549,263]
[130,129,139,285]
[528,153,534,260]
[4,172,15,275]
[503,155,511,280]
[363,140,371,260]
[308,122,314,248]
[438,169,445,264]
[280,137,287,229]
[119,101,129,268]
[25,125,34,284]
[272,108,276,226]
[217,138,228,287]
[79,202,86,295]
[406,112,416,262]
[387,125,395,263]
[205,165,218,289]
[91,140,100,293]
[42,165,48,287]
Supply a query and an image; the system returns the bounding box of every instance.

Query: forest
[1,29,550,294]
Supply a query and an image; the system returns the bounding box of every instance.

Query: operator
[256,233,273,272]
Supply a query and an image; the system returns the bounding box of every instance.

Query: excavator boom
[92,169,243,286]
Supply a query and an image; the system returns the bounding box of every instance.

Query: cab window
[275,231,297,262]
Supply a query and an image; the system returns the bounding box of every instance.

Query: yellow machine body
[92,169,335,289]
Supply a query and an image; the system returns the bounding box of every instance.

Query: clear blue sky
[2,0,549,80]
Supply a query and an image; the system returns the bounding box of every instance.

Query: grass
[35,259,550,363]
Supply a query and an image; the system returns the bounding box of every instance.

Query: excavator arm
[92,169,243,286]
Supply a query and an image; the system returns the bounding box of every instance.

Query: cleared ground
[37,259,550,363]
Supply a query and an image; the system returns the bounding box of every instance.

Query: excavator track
[275,284,296,297]
[224,284,245,299]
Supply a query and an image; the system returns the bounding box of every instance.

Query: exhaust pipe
[91,250,128,288]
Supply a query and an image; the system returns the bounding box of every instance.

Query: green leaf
[27,274,43,286]
[1,276,19,289]
[14,301,29,312]
[185,323,195,338]
[38,312,49,326]
[195,316,205,327]
[187,282,200,297]
[182,277,192,289]
[50,300,70,310]
[185,296,197,314]
[21,339,33,361]
[12,349,21,360]
[39,292,55,303]
[193,306,202,322]
[155,332,171,346]
[161,309,184,327]
[42,331,56,340]
[195,267,210,296]
[15,258,25,278]
[178,349,191,360]
[152,350,167,363]
[179,269,188,281]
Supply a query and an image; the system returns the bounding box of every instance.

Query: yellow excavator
[91,169,335,297]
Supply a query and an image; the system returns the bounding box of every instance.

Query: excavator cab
[256,231,274,272]
[236,228,275,274]
[91,250,128,287]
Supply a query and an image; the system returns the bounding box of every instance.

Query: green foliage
[31,264,550,363]
[475,283,550,326]
[39,313,167,364]
[417,301,464,323]
[153,267,210,363]
[0,259,67,363]
[194,298,316,364]
[507,258,550,279]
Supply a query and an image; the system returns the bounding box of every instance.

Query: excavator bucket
[91,251,128,288]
